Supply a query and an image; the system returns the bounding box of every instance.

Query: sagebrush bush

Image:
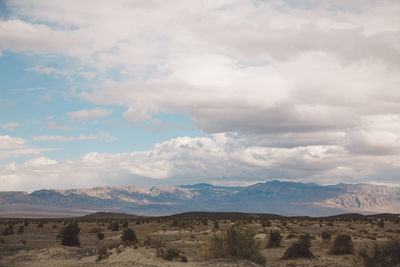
[108,222,119,231]
[60,222,80,247]
[203,227,266,265]
[97,231,105,240]
[17,225,24,234]
[377,219,385,228]
[358,240,400,267]
[121,228,137,244]
[3,225,14,236]
[331,234,353,255]
[267,230,282,248]
[96,246,110,262]
[89,226,103,233]
[321,230,331,241]
[282,234,313,259]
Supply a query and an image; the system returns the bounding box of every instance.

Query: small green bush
[96,246,110,262]
[359,240,400,267]
[321,230,331,241]
[180,255,188,262]
[97,231,105,240]
[60,222,80,247]
[203,227,266,265]
[267,230,282,248]
[3,225,14,236]
[121,228,137,244]
[17,225,24,234]
[108,222,119,231]
[282,234,313,259]
[378,219,385,228]
[331,234,353,255]
[89,226,103,233]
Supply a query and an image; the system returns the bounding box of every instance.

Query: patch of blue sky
[1,51,204,163]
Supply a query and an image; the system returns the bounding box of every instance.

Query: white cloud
[47,121,74,131]
[0,135,55,160]
[68,108,112,121]
[2,122,20,131]
[2,134,400,191]
[1,0,400,188]
[33,132,117,142]
[0,135,27,149]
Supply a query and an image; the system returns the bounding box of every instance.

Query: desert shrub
[261,220,271,227]
[24,221,29,226]
[52,225,57,229]
[97,231,105,240]
[89,226,103,233]
[282,234,313,259]
[108,222,119,231]
[3,225,14,236]
[331,234,353,255]
[203,227,266,265]
[121,228,137,244]
[60,222,80,247]
[378,219,385,228]
[359,240,400,267]
[321,230,331,241]
[144,236,164,249]
[213,220,219,229]
[286,233,297,239]
[17,225,24,234]
[172,219,185,228]
[180,255,188,262]
[37,223,44,228]
[122,221,129,228]
[96,246,110,261]
[157,246,187,262]
[267,230,282,248]
[160,248,180,261]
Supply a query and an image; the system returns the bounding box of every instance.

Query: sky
[1,0,400,192]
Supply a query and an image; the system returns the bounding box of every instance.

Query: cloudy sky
[1,0,400,191]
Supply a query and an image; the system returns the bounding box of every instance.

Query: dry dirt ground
[0,216,399,266]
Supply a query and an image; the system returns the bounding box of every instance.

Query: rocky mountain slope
[1,181,400,217]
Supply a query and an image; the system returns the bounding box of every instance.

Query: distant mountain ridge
[1,180,400,217]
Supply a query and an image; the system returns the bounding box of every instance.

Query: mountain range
[1,180,400,217]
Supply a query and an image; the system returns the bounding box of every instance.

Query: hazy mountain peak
[2,181,400,217]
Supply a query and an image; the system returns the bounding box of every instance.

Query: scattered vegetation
[282,234,313,259]
[60,222,80,247]
[331,234,353,255]
[3,225,14,236]
[358,240,400,267]
[321,230,331,241]
[203,227,266,265]
[96,246,110,262]
[267,230,282,248]
[157,247,181,261]
[108,222,120,231]
[97,231,105,240]
[17,225,24,234]
[121,228,137,244]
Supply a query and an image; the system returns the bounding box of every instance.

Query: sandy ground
[1,217,398,266]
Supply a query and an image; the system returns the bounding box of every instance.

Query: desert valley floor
[1,212,400,266]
